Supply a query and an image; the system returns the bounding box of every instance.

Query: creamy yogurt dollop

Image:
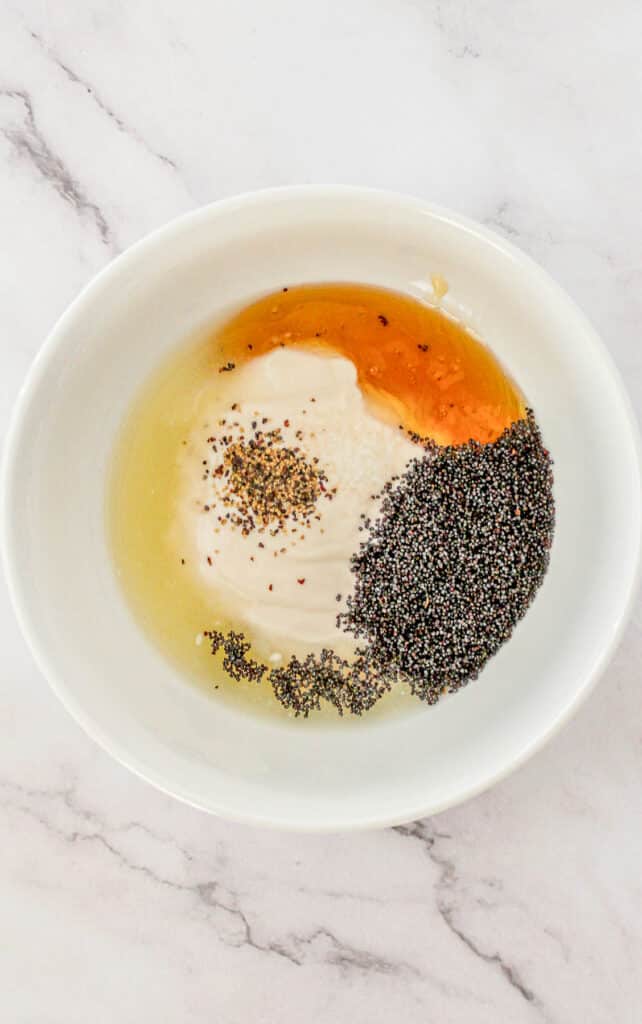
[177,348,417,659]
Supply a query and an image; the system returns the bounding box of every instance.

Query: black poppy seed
[338,411,554,705]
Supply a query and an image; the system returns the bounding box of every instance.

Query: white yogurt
[176,348,418,658]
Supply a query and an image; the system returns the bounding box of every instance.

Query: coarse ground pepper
[202,416,331,540]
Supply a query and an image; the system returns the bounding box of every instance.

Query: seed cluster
[205,630,390,716]
[222,433,327,534]
[202,412,333,540]
[204,630,266,684]
[338,410,555,703]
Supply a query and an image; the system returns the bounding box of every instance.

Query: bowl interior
[4,188,640,829]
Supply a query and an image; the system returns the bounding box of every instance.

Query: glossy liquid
[109,283,525,720]
[215,283,524,445]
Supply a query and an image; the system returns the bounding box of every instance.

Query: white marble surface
[1,2,641,1020]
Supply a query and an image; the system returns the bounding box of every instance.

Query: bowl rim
[3,184,642,831]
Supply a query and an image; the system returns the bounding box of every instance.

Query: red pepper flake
[297,578,305,585]
[282,286,289,292]
[268,583,273,591]
[283,419,290,427]
[207,556,212,565]
[377,314,389,326]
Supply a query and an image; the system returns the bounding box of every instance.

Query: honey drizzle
[213,283,525,445]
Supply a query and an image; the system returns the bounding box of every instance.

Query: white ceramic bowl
[3,187,641,831]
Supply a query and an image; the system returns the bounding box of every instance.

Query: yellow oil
[108,283,524,721]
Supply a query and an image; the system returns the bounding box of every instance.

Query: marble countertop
[2,2,641,1021]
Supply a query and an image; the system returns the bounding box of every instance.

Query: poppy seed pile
[205,410,554,716]
[338,410,554,705]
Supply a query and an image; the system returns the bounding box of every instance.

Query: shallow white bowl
[3,187,641,830]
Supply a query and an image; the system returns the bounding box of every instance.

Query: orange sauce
[213,283,524,445]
